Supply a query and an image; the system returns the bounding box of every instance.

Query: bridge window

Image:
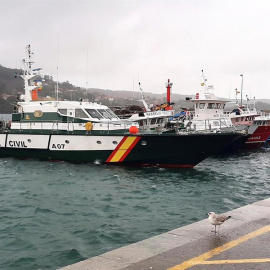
[106,109,118,119]
[157,118,163,124]
[75,109,88,118]
[199,103,205,109]
[58,109,67,115]
[151,118,156,125]
[85,109,104,119]
[207,103,215,109]
[97,109,113,119]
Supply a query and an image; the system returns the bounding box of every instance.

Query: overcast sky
[1,0,270,100]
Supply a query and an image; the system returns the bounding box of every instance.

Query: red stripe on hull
[107,163,195,168]
[246,125,270,148]
[106,136,128,162]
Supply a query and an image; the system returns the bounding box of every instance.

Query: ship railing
[184,118,237,133]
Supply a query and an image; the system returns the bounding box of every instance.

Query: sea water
[0,148,269,269]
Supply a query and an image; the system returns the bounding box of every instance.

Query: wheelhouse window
[199,103,205,109]
[85,109,104,119]
[97,109,113,119]
[207,103,215,109]
[157,118,164,124]
[105,109,118,119]
[150,118,156,125]
[75,109,88,118]
[139,119,147,127]
[216,103,221,109]
[58,109,67,115]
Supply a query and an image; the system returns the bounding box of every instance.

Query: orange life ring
[85,122,93,131]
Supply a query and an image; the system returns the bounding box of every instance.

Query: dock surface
[59,198,270,270]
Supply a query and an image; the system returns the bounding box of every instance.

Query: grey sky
[1,0,270,99]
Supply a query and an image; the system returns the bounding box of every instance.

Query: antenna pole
[86,51,88,95]
[133,73,134,101]
[56,35,60,101]
[138,82,150,111]
[240,74,243,106]
[201,70,207,90]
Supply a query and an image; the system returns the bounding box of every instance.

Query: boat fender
[85,122,93,131]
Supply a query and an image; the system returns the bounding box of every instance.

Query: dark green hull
[0,132,243,168]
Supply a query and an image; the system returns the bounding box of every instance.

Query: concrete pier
[59,198,270,270]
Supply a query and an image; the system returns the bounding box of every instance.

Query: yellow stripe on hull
[109,137,138,162]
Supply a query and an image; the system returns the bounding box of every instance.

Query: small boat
[175,71,270,151]
[114,81,175,133]
[0,46,245,168]
[228,102,270,149]
[171,71,236,133]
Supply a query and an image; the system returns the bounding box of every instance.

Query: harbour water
[0,148,270,269]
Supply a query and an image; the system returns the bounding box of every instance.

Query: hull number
[52,143,65,149]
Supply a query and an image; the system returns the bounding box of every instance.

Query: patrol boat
[0,46,245,168]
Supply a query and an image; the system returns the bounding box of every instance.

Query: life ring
[85,122,93,131]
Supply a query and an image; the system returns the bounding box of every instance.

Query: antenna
[86,50,88,95]
[138,82,150,111]
[246,94,249,110]
[240,74,243,106]
[201,70,207,92]
[56,35,60,101]
[132,73,134,101]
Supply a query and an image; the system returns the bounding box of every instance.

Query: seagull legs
[211,225,217,233]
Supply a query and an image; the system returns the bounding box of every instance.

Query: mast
[201,70,207,91]
[138,82,150,111]
[86,50,88,95]
[240,74,243,106]
[56,35,60,101]
[197,70,207,99]
[20,45,42,102]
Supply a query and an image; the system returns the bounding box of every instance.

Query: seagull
[207,212,231,233]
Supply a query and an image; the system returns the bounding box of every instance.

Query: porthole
[28,139,31,143]
[112,141,118,145]
[141,141,147,145]
[97,141,102,144]
[65,140,69,144]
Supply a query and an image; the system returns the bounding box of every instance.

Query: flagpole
[240,74,243,106]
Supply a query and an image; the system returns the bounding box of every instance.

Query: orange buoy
[129,126,139,134]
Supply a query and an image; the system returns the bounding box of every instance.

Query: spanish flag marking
[107,136,141,163]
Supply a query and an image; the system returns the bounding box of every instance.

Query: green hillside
[1,64,270,113]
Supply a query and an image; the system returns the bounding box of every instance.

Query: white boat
[0,46,245,168]
[117,81,175,133]
[172,71,235,133]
